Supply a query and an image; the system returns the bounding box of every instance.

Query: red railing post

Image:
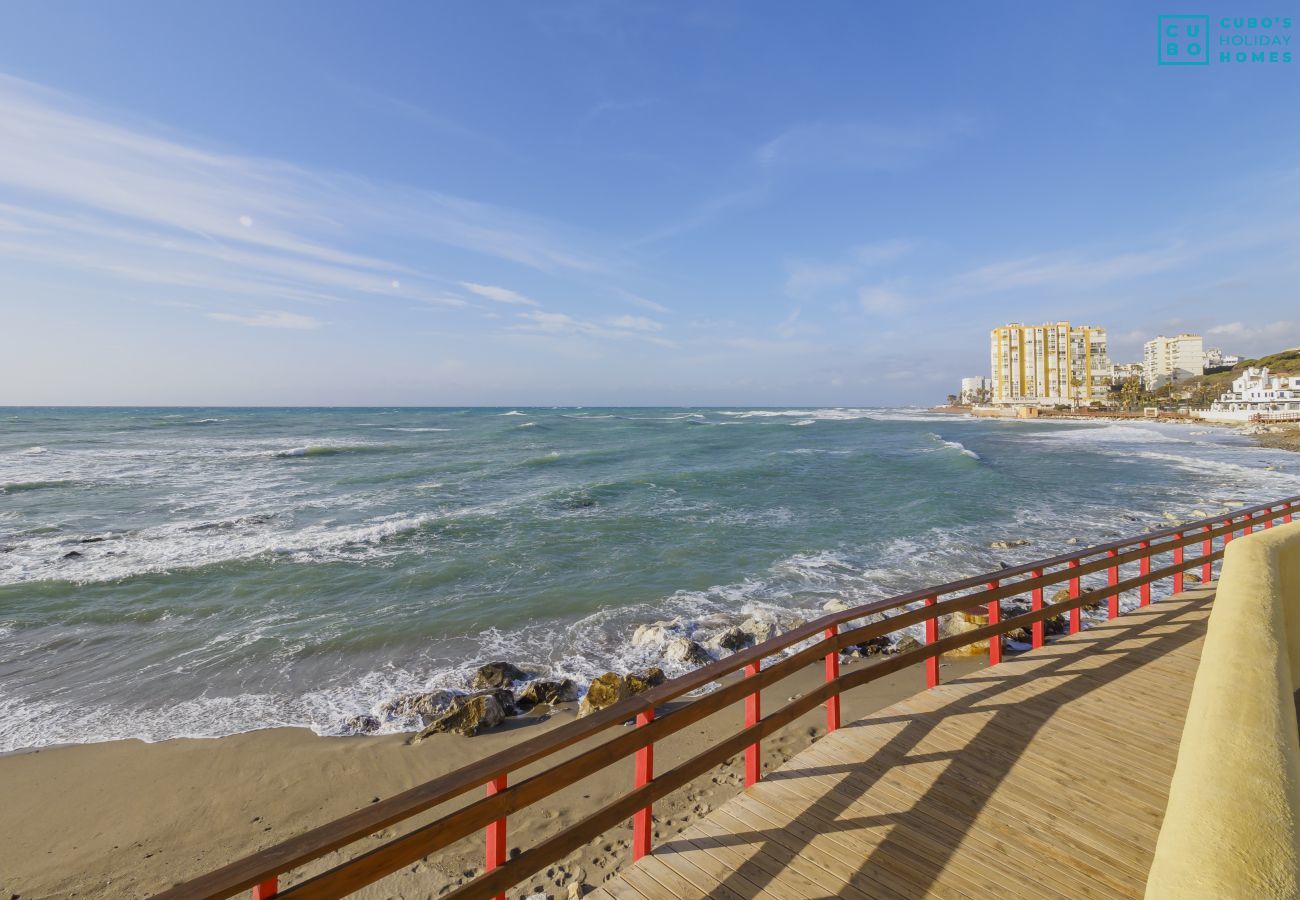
[1224,517,1233,545]
[1030,568,1044,648]
[924,596,939,688]
[824,626,841,730]
[632,709,654,861]
[1172,532,1184,595]
[1265,506,1275,529]
[1202,524,1212,583]
[1107,549,1119,619]
[744,661,761,787]
[1247,511,1255,535]
[1068,559,1081,634]
[252,879,278,900]
[1286,502,1295,525]
[486,775,507,900]
[987,580,1001,666]
[1139,541,1151,606]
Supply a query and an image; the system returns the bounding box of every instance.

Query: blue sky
[1,2,1298,405]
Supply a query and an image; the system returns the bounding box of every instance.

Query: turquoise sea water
[2,407,1297,751]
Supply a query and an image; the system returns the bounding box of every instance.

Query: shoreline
[0,653,984,899]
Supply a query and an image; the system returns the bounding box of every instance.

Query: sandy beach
[0,652,985,899]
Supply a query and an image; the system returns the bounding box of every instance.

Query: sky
[1,2,1298,406]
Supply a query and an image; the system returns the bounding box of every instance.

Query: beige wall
[1146,521,1300,898]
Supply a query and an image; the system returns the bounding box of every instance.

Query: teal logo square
[1159,15,1210,64]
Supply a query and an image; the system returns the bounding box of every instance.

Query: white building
[1203,347,1241,371]
[1111,362,1143,385]
[1209,367,1300,416]
[1143,334,1203,390]
[959,376,990,404]
[989,322,1110,406]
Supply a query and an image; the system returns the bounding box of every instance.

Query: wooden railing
[155,495,1300,900]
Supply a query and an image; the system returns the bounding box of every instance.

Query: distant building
[959,376,990,404]
[1111,362,1143,385]
[1143,334,1203,390]
[989,322,1111,406]
[1203,347,1241,372]
[1210,367,1300,413]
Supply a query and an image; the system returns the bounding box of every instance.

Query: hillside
[1197,347,1300,387]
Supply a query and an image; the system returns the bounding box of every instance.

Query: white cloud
[784,239,912,300]
[207,310,323,330]
[459,281,540,307]
[513,310,675,346]
[774,307,820,339]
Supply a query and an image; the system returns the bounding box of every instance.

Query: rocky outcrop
[989,538,1030,549]
[412,693,506,740]
[823,598,852,613]
[472,661,528,689]
[577,668,666,718]
[706,627,751,653]
[940,608,990,655]
[631,621,678,648]
[1184,571,1202,584]
[891,635,922,654]
[846,636,892,657]
[345,714,380,734]
[664,637,711,666]
[379,689,457,722]
[475,688,519,717]
[515,679,578,708]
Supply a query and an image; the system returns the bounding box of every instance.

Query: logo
[1159,15,1294,65]
[1159,15,1209,64]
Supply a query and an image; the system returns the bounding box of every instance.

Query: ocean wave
[271,443,394,458]
[928,433,980,460]
[17,446,48,455]
[382,427,451,433]
[498,410,527,416]
[790,419,815,427]
[0,479,73,494]
[517,422,537,428]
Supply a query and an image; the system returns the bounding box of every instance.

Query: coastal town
[947,322,1300,429]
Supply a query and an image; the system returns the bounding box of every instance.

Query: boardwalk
[593,587,1214,900]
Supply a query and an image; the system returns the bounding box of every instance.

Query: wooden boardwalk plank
[600,590,1213,899]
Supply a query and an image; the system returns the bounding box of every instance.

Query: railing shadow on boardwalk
[650,594,1211,898]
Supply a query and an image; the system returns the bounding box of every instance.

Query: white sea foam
[383,427,451,432]
[18,446,48,455]
[790,419,815,426]
[499,410,527,416]
[517,422,537,428]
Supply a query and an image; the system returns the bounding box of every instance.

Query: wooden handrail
[154,495,1300,899]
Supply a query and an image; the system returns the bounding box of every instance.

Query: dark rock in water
[346,714,381,734]
[578,668,666,718]
[379,689,456,722]
[1184,571,1202,584]
[565,496,597,509]
[0,545,15,553]
[1044,614,1067,636]
[473,688,520,717]
[472,661,528,689]
[78,536,107,544]
[516,679,579,709]
[708,627,752,653]
[412,694,506,740]
[998,561,1011,570]
[1005,626,1032,644]
[891,635,922,654]
[989,538,1030,549]
[62,550,82,560]
[664,637,711,667]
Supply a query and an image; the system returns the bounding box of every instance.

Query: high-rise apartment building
[1143,334,1203,390]
[989,322,1111,405]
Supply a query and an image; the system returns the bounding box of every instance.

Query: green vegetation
[1117,346,1300,410]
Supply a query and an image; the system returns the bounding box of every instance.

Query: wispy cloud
[0,73,605,318]
[757,116,974,170]
[512,310,674,346]
[459,281,541,306]
[784,238,913,300]
[951,244,1186,294]
[858,281,911,315]
[774,307,820,339]
[629,185,767,247]
[207,310,324,329]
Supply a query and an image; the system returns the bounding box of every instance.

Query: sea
[2,407,1298,752]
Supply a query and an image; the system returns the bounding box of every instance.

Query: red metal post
[252,880,278,900]
[744,661,761,787]
[1068,559,1081,634]
[1139,541,1151,606]
[824,626,841,730]
[1030,568,1044,648]
[486,775,507,900]
[1107,549,1119,619]
[1286,503,1295,525]
[1265,506,1275,529]
[1201,524,1212,583]
[632,709,654,860]
[1224,518,1233,545]
[1247,511,1255,535]
[1172,531,1184,595]
[924,596,939,689]
[987,580,1001,666]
